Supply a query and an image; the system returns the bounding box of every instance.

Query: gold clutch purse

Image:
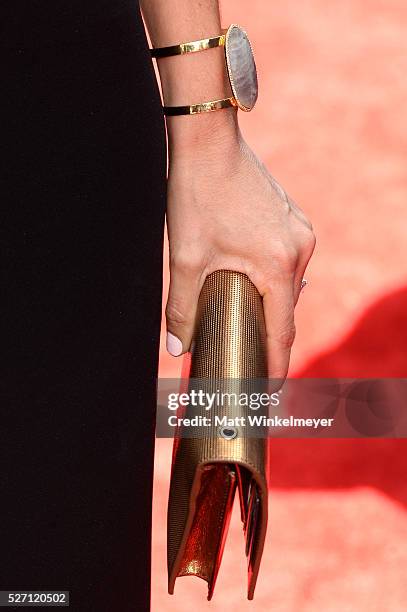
[167,270,269,600]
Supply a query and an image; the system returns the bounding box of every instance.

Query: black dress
[1,2,166,611]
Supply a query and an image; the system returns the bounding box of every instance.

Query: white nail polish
[166,332,183,357]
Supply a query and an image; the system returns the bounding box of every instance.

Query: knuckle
[270,368,289,381]
[271,243,298,274]
[303,229,316,255]
[171,250,201,275]
[275,323,296,349]
[166,299,188,327]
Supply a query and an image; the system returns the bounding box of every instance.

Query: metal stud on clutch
[167,270,269,600]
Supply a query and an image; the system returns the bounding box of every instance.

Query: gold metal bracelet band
[163,96,237,116]
[151,31,227,58]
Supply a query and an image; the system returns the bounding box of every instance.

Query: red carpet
[153,2,407,610]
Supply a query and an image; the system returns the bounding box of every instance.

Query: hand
[165,122,316,379]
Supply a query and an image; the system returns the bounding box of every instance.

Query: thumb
[165,261,201,356]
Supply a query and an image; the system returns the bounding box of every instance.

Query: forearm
[139,0,240,152]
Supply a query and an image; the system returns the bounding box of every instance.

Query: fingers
[293,269,308,305]
[293,232,316,305]
[165,258,202,356]
[262,279,296,380]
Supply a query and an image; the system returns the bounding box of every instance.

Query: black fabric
[1,2,166,611]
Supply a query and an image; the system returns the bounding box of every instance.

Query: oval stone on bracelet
[225,24,258,111]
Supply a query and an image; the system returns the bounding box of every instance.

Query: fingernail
[166,332,183,357]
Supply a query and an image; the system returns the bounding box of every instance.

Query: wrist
[156,39,240,157]
[166,105,241,158]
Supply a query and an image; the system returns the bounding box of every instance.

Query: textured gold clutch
[167,270,269,600]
